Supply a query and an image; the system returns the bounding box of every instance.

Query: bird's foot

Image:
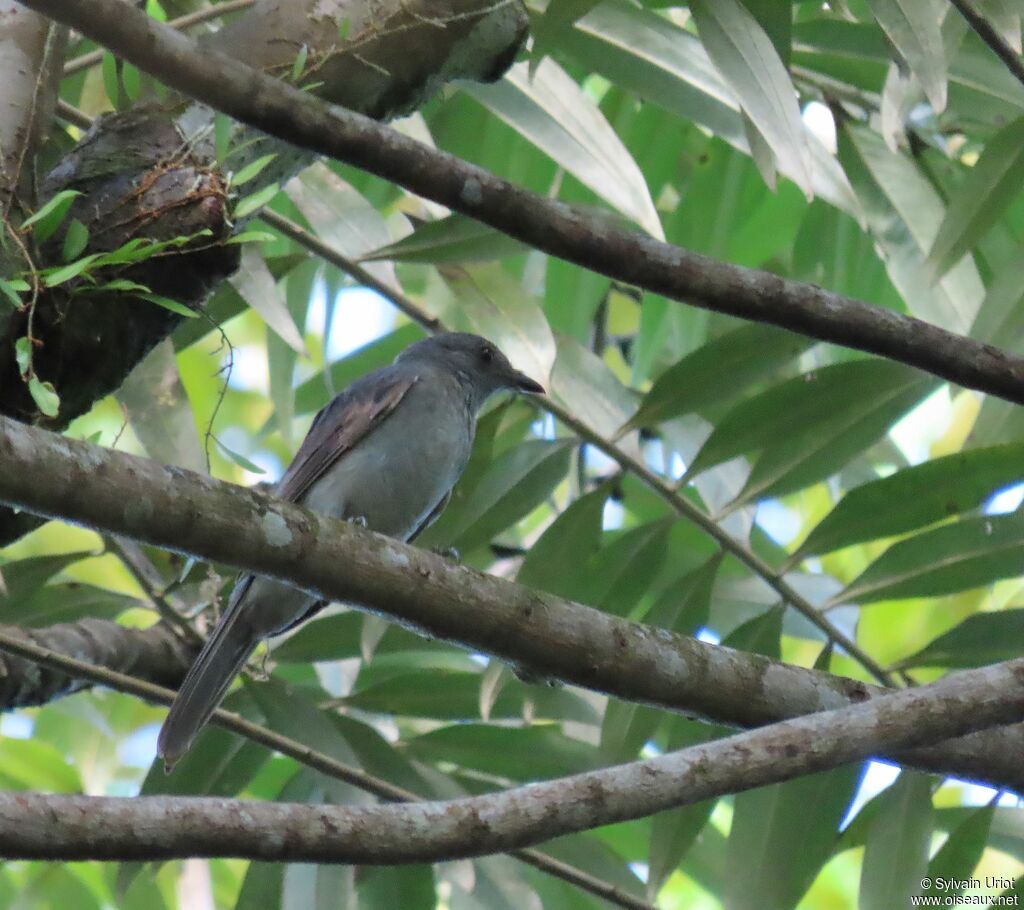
[348,515,369,528]
[431,546,461,562]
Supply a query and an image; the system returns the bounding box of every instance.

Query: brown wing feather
[275,371,418,504]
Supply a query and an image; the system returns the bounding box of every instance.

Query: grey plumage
[157,333,543,771]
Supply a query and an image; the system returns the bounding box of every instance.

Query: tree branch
[0,618,193,707]
[946,0,1024,89]
[0,628,654,910]
[2,414,1024,789]
[3,655,1024,862]
[20,0,1024,407]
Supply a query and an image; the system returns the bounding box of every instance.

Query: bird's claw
[431,546,461,562]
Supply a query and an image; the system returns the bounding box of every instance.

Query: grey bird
[157,332,544,770]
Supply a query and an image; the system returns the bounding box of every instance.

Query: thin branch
[105,536,202,644]
[2,414,1023,788]
[946,0,1024,89]
[62,0,255,76]
[262,209,892,684]
[55,98,93,129]
[2,655,1024,862]
[0,627,652,910]
[24,0,1024,408]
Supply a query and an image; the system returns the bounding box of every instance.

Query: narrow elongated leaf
[425,439,573,552]
[921,806,994,898]
[690,0,813,197]
[20,189,81,238]
[796,443,1024,557]
[688,359,929,480]
[859,772,932,910]
[625,324,814,429]
[406,724,602,780]
[732,367,931,504]
[926,117,1024,280]
[724,764,863,910]
[841,125,984,333]
[286,163,400,291]
[866,0,947,110]
[564,1,857,211]
[516,483,610,599]
[230,245,307,355]
[550,334,642,459]
[362,213,526,264]
[462,59,663,238]
[832,514,1024,606]
[898,609,1024,669]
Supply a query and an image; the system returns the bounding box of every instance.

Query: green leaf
[689,0,812,198]
[138,292,197,318]
[406,724,602,780]
[233,182,280,220]
[291,44,309,82]
[724,763,864,910]
[0,738,81,792]
[625,324,814,429]
[41,253,101,286]
[97,279,151,293]
[362,213,526,264]
[14,336,31,375]
[27,377,59,417]
[865,0,947,111]
[516,482,610,599]
[225,229,277,245]
[425,439,573,552]
[20,189,81,237]
[231,153,277,187]
[898,609,1024,669]
[462,58,664,238]
[0,278,22,309]
[859,772,932,910]
[926,117,1024,280]
[840,124,982,333]
[921,805,994,897]
[550,334,639,450]
[231,245,306,355]
[688,360,934,500]
[61,218,89,262]
[832,514,1024,606]
[796,443,1024,557]
[214,437,266,474]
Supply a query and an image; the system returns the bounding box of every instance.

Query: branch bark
[19,0,1024,409]
[2,414,1024,790]
[0,618,194,707]
[2,655,1024,862]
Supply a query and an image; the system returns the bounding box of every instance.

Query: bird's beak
[509,369,545,395]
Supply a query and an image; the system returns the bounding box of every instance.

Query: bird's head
[399,332,544,408]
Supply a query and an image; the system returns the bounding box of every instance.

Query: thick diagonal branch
[19,0,1024,407]
[2,415,1024,789]
[2,655,1024,862]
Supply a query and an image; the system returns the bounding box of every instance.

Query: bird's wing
[275,369,418,504]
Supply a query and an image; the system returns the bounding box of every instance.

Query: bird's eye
[479,346,494,364]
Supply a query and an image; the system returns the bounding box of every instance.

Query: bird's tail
[157,582,258,772]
